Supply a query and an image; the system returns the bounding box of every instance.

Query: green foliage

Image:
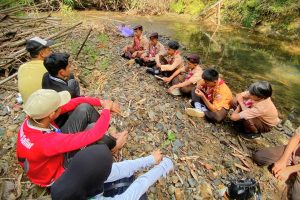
[170,0,185,13]
[63,0,75,7]
[60,3,74,16]
[170,0,206,15]
[162,130,176,147]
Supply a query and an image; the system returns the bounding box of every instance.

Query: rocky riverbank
[0,15,298,200]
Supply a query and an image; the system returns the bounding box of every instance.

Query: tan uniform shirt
[180,65,203,84]
[18,60,47,103]
[132,35,149,51]
[239,91,280,127]
[145,41,166,57]
[160,53,183,72]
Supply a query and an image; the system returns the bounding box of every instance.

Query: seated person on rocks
[146,40,183,77]
[136,32,166,67]
[253,127,300,199]
[18,90,167,200]
[230,81,280,139]
[186,69,233,123]
[42,52,80,98]
[122,25,148,59]
[18,37,53,103]
[50,147,173,200]
[163,54,203,96]
[17,89,127,173]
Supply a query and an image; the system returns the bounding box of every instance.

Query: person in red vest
[16,89,127,187]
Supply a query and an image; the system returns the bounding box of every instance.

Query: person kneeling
[163,54,203,96]
[122,25,148,59]
[136,32,166,67]
[146,40,183,77]
[230,81,280,139]
[253,127,300,199]
[186,69,233,123]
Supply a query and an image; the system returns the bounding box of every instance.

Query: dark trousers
[253,146,300,200]
[59,103,116,166]
[231,98,272,133]
[191,88,228,123]
[51,145,113,200]
[171,74,195,96]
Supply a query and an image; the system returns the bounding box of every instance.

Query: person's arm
[272,128,300,174]
[40,109,111,156]
[160,57,182,72]
[163,68,182,83]
[230,105,242,121]
[236,92,250,111]
[194,89,216,112]
[60,97,101,114]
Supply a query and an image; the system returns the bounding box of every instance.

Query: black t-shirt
[42,72,80,98]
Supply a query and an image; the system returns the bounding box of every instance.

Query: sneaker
[146,67,160,75]
[135,58,143,66]
[239,132,261,140]
[185,108,205,118]
[189,100,195,108]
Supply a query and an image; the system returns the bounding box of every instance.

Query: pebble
[171,175,179,184]
[172,139,183,152]
[176,111,183,120]
[188,177,197,187]
[0,127,5,136]
[197,181,213,198]
[168,185,176,194]
[7,124,18,132]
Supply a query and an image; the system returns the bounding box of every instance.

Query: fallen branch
[234,163,251,172]
[75,28,93,60]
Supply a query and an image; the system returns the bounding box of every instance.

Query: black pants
[191,88,228,123]
[51,144,113,200]
[59,103,116,166]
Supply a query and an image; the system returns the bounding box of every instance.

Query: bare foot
[152,150,163,165]
[111,130,128,153]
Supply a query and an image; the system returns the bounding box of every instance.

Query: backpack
[227,178,262,200]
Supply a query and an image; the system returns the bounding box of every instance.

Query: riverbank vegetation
[2,0,299,39]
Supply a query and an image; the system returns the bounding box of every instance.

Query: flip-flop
[185,108,205,118]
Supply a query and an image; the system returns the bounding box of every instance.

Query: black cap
[133,25,143,30]
[149,32,158,39]
[26,37,54,53]
[167,40,180,50]
[186,54,200,64]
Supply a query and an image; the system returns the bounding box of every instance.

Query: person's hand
[275,166,294,182]
[152,150,163,165]
[163,77,171,84]
[102,100,114,110]
[272,159,287,175]
[123,46,127,52]
[157,62,161,68]
[167,86,176,94]
[111,102,121,114]
[195,88,205,98]
[132,51,138,58]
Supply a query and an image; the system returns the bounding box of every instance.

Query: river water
[59,11,300,125]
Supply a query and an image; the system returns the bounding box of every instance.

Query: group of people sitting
[122,25,280,139]
[14,24,299,199]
